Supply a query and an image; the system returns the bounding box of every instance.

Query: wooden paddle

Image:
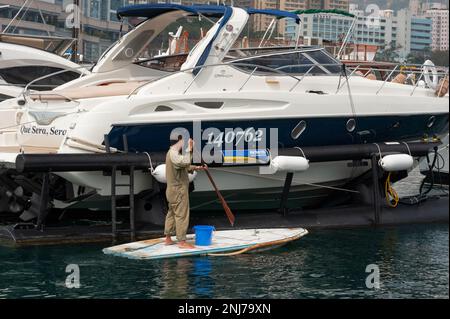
[193,144,235,226]
[203,166,235,226]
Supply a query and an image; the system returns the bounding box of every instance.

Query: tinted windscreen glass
[231,51,339,75]
[0,93,14,102]
[0,66,79,91]
[233,52,314,74]
[304,50,342,73]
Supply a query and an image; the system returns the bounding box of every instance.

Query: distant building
[285,11,354,43]
[410,16,432,52]
[426,8,449,51]
[308,0,349,11]
[409,0,421,16]
[0,0,61,36]
[235,0,349,36]
[235,0,308,36]
[286,6,420,60]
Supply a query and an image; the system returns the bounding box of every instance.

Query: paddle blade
[205,168,235,226]
[221,198,235,226]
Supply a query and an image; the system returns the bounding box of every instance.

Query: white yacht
[0,5,231,154]
[0,37,87,159]
[1,4,448,220]
[0,36,83,101]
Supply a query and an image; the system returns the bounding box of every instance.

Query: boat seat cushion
[29,81,145,101]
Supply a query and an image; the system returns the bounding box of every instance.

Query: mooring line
[211,167,360,194]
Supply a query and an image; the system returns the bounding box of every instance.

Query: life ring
[423,60,439,90]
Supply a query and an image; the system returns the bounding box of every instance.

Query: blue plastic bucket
[193,225,215,246]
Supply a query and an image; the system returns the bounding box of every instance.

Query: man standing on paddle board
[164,136,205,249]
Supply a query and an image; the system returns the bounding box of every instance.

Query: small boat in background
[103,228,308,260]
[0,34,84,101]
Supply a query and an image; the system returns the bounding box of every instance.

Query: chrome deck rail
[127,61,343,98]
[344,62,448,97]
[21,65,92,100]
[128,59,449,99]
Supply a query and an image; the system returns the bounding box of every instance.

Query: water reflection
[192,258,214,298]
[159,257,214,298]
[0,224,447,298]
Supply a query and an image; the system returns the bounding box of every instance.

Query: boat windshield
[0,66,80,90]
[110,14,217,70]
[135,47,342,75]
[230,48,342,75]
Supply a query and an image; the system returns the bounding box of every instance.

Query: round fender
[379,154,414,172]
[270,156,309,173]
[151,164,197,183]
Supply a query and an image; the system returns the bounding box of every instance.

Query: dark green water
[0,224,448,299]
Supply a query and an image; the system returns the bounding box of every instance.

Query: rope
[385,172,399,208]
[209,167,360,194]
[373,143,382,159]
[293,146,307,159]
[402,141,412,156]
[142,152,154,172]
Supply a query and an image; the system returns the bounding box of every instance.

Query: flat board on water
[103,228,308,260]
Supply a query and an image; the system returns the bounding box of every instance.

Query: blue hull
[107,114,449,152]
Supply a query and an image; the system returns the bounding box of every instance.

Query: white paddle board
[103,228,308,260]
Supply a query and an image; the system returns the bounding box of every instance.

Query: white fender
[379,154,414,172]
[423,60,439,90]
[269,156,309,174]
[151,164,197,183]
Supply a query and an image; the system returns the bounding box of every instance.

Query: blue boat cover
[117,4,226,19]
[246,8,300,23]
[117,4,300,23]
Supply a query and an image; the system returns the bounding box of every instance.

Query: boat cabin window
[231,49,342,75]
[0,66,80,91]
[0,93,14,102]
[136,53,188,72]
